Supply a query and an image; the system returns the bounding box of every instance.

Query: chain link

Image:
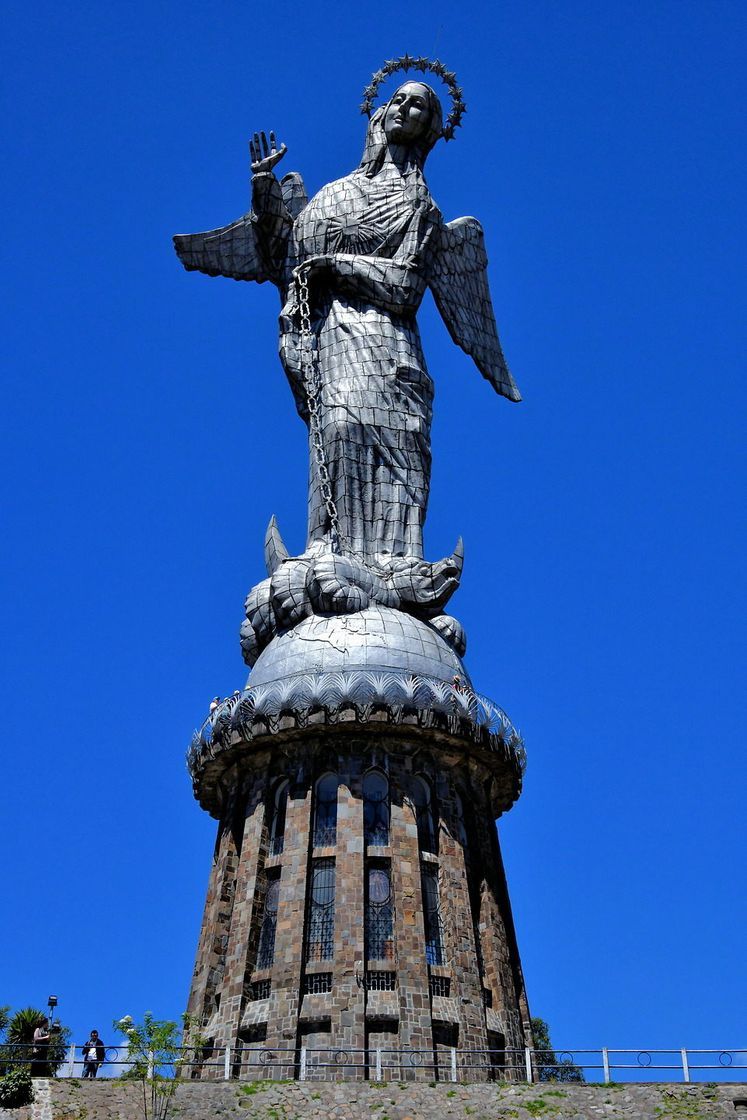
[296,267,344,554]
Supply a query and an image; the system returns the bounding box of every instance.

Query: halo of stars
[360,55,466,142]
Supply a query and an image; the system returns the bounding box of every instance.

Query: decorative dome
[247,605,470,689]
[187,605,524,818]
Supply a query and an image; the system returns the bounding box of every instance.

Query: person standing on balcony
[81,1029,105,1078]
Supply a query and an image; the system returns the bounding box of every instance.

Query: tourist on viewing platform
[30,1018,50,1077]
[81,1029,105,1078]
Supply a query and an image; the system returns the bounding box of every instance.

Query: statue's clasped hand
[293,256,332,284]
[249,130,287,175]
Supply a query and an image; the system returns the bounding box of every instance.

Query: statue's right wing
[173,172,308,286]
[173,214,269,284]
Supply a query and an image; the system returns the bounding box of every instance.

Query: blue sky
[2,0,745,1063]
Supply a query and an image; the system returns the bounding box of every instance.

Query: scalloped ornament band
[360,55,466,141]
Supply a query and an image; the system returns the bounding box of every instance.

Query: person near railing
[30,1018,51,1077]
[81,1029,105,1078]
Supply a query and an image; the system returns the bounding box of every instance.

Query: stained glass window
[412,776,437,853]
[256,876,280,969]
[313,773,338,847]
[365,866,394,960]
[363,770,390,846]
[421,863,445,966]
[305,859,335,961]
[268,780,288,856]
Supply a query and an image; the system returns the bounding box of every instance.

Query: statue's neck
[384,142,423,175]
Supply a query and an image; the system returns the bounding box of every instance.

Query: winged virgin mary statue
[174,59,519,665]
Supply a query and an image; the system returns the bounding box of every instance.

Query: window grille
[364,971,397,991]
[429,974,451,997]
[421,863,445,966]
[313,773,338,847]
[268,780,288,856]
[363,770,390,846]
[365,866,394,961]
[412,776,437,853]
[303,972,332,994]
[305,859,335,961]
[250,979,271,1001]
[256,876,280,970]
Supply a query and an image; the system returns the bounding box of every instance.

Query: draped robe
[263,161,442,564]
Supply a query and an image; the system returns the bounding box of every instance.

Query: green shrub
[0,1066,33,1107]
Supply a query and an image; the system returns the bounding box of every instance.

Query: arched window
[363,770,390,846]
[256,876,280,969]
[365,866,394,960]
[421,863,445,966]
[268,780,289,856]
[313,773,338,847]
[304,859,335,961]
[412,776,437,853]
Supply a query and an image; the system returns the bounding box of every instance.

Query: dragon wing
[429,216,521,403]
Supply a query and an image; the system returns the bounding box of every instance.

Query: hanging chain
[296,266,344,554]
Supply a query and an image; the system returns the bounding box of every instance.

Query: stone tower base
[185,607,530,1080]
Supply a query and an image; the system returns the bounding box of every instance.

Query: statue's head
[383,81,444,150]
[360,80,444,176]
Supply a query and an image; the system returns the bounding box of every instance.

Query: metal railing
[2,1044,745,1083]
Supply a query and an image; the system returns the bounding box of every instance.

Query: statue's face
[384,82,432,144]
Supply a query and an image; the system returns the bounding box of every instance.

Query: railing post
[681,1048,690,1083]
[525,1047,533,1083]
[224,1045,231,1080]
[450,1047,457,1083]
[299,1046,307,1081]
[66,1043,76,1077]
[375,1048,382,1082]
[602,1047,610,1082]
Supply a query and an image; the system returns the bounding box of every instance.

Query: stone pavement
[42,1078,745,1119]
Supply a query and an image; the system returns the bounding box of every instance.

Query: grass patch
[239,1080,274,1096]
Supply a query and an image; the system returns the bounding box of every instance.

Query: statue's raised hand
[250,131,287,175]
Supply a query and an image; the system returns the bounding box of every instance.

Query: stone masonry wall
[42,1077,747,1120]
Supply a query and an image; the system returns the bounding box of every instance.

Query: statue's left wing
[429,217,521,402]
[173,214,270,284]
